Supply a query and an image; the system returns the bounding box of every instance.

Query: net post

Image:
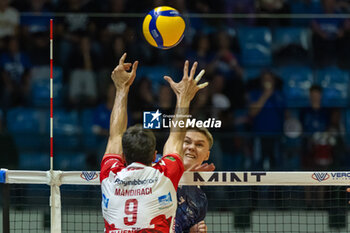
[49,171,62,233]
[2,183,10,233]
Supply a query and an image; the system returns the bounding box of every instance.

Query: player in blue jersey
[175,127,215,233]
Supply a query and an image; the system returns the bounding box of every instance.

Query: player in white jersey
[100,53,208,233]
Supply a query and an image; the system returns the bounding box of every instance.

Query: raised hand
[164,61,208,103]
[189,220,208,233]
[189,163,216,172]
[111,53,138,90]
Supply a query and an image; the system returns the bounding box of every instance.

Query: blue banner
[0,170,6,183]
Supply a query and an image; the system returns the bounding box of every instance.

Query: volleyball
[142,6,185,49]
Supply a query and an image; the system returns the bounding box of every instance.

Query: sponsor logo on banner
[312,172,330,182]
[193,172,266,183]
[80,171,98,181]
[330,172,350,180]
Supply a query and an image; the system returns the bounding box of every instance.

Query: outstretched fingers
[119,52,127,65]
[130,61,138,80]
[189,61,198,79]
[195,69,208,89]
[194,69,205,83]
[183,60,189,77]
[197,82,209,89]
[123,63,132,70]
[164,75,175,86]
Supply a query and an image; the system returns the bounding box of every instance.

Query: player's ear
[153,151,157,162]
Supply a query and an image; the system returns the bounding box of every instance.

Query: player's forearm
[164,96,190,156]
[109,88,129,138]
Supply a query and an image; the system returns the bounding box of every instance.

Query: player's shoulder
[100,154,125,182]
[154,153,184,171]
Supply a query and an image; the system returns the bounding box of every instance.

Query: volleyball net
[1,170,350,233]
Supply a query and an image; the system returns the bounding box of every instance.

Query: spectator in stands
[311,0,345,66]
[0,36,32,107]
[212,31,245,109]
[191,84,211,120]
[327,108,347,169]
[0,0,19,51]
[224,0,255,26]
[27,31,50,66]
[300,84,334,207]
[209,74,231,118]
[256,0,290,26]
[98,0,137,44]
[338,19,350,68]
[300,84,331,170]
[186,34,215,75]
[99,35,126,96]
[212,31,243,78]
[92,82,134,162]
[92,83,115,139]
[55,0,97,67]
[336,0,350,13]
[20,0,52,36]
[124,27,153,64]
[68,35,99,107]
[157,83,175,115]
[248,70,285,170]
[129,77,156,124]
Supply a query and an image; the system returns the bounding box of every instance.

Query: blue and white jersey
[175,186,208,233]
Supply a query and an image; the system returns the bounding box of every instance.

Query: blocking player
[100,53,208,233]
[175,127,215,233]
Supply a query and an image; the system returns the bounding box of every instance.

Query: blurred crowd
[1,0,350,171]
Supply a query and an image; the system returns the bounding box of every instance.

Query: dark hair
[309,84,323,93]
[122,124,156,165]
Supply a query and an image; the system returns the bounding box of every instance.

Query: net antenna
[49,18,62,233]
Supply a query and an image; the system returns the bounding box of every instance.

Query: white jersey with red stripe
[100,153,184,233]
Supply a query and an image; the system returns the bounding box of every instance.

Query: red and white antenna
[49,19,61,233]
[50,19,53,170]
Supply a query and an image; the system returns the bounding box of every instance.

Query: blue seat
[273,27,310,51]
[7,107,46,150]
[289,0,322,25]
[316,67,349,107]
[31,79,63,107]
[277,66,314,107]
[7,107,42,133]
[237,27,272,66]
[54,152,86,170]
[50,110,80,149]
[137,66,179,92]
[18,152,50,170]
[244,68,263,81]
[31,66,64,107]
[31,65,63,82]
